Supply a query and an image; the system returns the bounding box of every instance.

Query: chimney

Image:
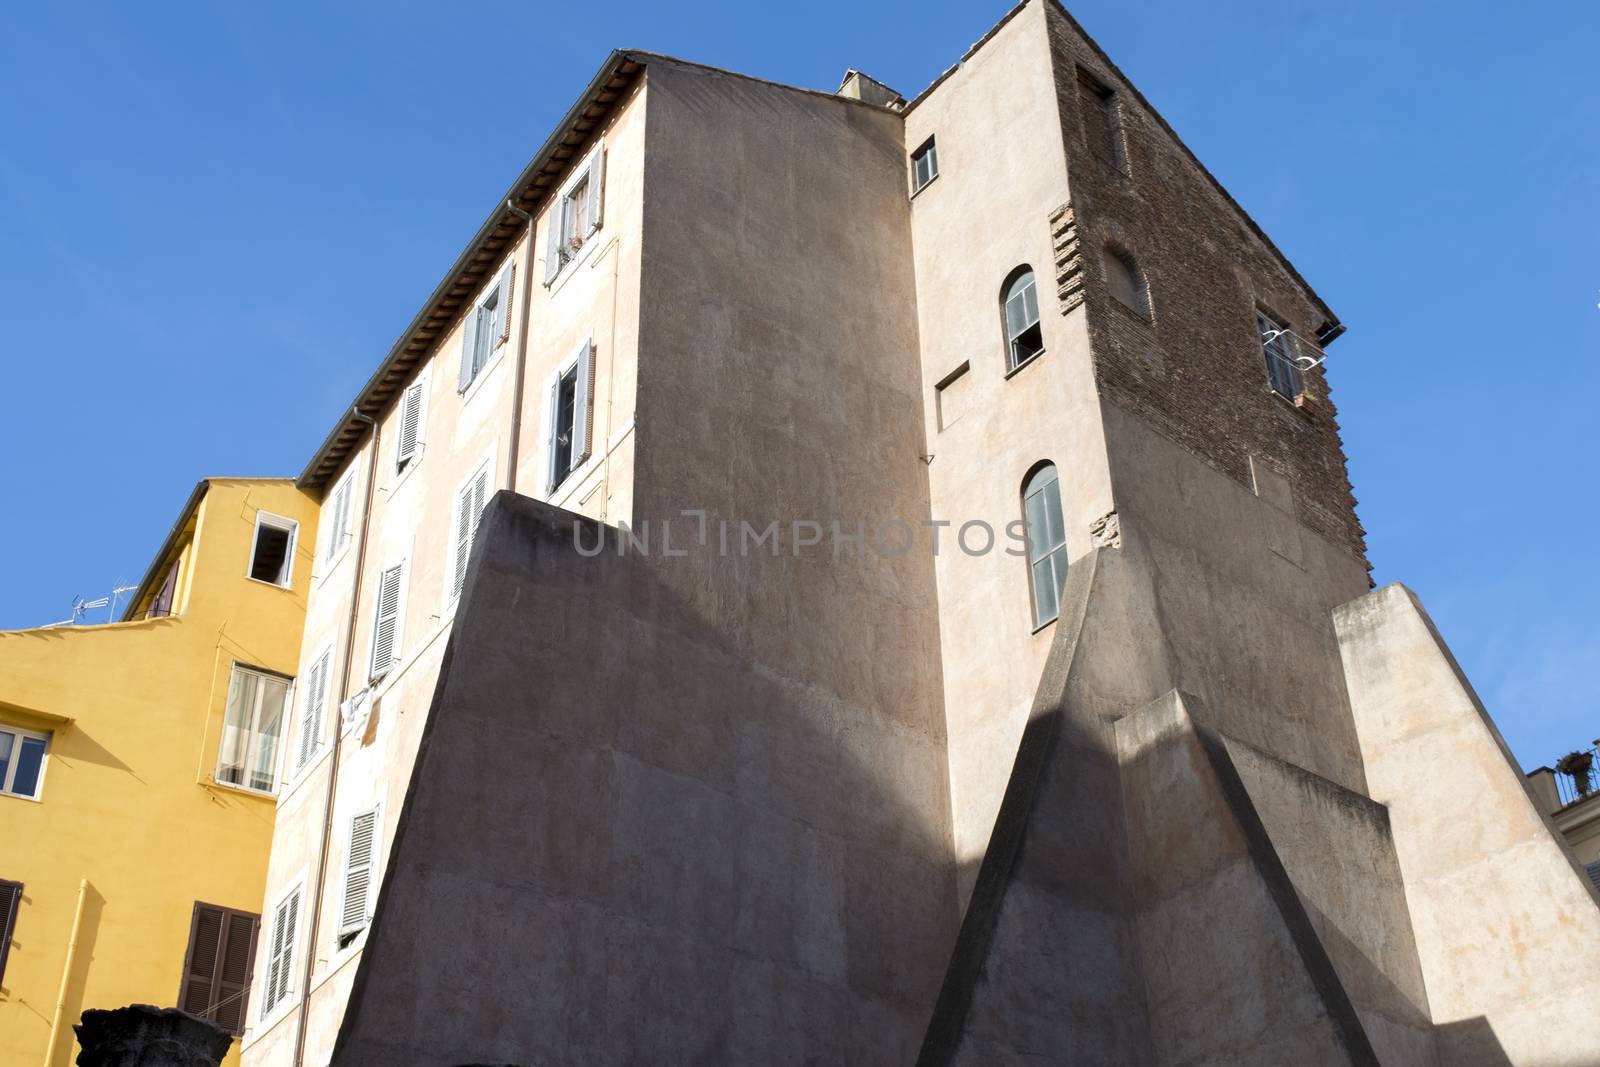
[837,69,904,109]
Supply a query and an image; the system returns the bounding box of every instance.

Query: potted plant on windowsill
[556,234,585,268]
[1556,750,1594,797]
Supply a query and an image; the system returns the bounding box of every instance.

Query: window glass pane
[1004,293,1028,340]
[1022,281,1039,326]
[1048,546,1069,596]
[11,737,45,798]
[1024,490,1050,563]
[249,677,288,792]
[1032,558,1059,625]
[0,731,13,790]
[1043,479,1065,549]
[216,671,253,787]
[553,367,578,481]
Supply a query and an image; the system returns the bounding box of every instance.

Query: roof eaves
[296,50,647,490]
[120,479,209,622]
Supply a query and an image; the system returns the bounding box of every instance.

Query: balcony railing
[1552,744,1600,808]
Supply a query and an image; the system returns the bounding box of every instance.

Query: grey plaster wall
[1337,583,1600,1067]
[331,494,956,1065]
[1100,399,1374,794]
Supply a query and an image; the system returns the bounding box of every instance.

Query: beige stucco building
[233,3,1600,1064]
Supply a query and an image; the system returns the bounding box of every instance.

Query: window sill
[1005,349,1046,380]
[1268,387,1317,421]
[315,540,354,588]
[909,171,940,200]
[389,450,425,498]
[0,789,42,804]
[244,576,295,592]
[208,777,278,802]
[545,226,602,295]
[459,345,508,408]
[1030,614,1059,636]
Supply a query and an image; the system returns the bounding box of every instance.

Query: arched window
[1002,268,1044,370]
[1022,464,1068,627]
[1103,247,1148,318]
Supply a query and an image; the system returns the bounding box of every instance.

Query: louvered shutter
[494,265,515,344]
[325,477,351,563]
[212,909,258,1035]
[340,809,379,937]
[572,337,595,466]
[450,480,475,601]
[179,903,224,1018]
[0,879,19,986]
[263,892,298,1014]
[396,381,424,470]
[458,311,480,392]
[369,565,403,680]
[586,143,605,233]
[543,206,562,285]
[545,375,563,494]
[295,654,328,772]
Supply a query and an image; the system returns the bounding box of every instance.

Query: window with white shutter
[368,563,405,682]
[395,379,426,474]
[294,650,331,774]
[260,888,299,1019]
[323,471,355,565]
[457,266,514,394]
[338,808,379,944]
[178,901,259,1036]
[545,337,595,495]
[448,460,493,604]
[544,141,606,285]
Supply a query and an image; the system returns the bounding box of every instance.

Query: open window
[1022,463,1068,628]
[544,141,606,285]
[1002,267,1044,371]
[1257,311,1305,399]
[215,665,290,794]
[458,267,514,393]
[545,337,595,495]
[248,512,297,588]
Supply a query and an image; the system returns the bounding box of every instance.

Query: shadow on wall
[329,492,958,1066]
[1431,1018,1515,1067]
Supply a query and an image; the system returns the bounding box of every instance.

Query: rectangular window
[248,512,298,588]
[910,136,939,193]
[544,142,605,285]
[215,666,289,794]
[545,338,595,495]
[0,879,20,986]
[150,556,181,618]
[294,650,331,775]
[323,471,355,565]
[260,888,300,1019]
[1078,69,1125,171]
[178,902,259,1036]
[368,563,405,682]
[1257,313,1304,399]
[449,461,493,604]
[395,378,426,474]
[338,808,379,945]
[458,267,514,393]
[0,725,50,800]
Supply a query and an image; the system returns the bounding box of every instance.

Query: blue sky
[1,1,1595,770]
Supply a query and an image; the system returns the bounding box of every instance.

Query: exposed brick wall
[1044,2,1368,567]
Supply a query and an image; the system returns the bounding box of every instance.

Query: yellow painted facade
[0,478,317,1067]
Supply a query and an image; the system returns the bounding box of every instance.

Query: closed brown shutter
[177,901,259,1035]
[0,879,20,986]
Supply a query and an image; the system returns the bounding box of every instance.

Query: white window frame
[368,560,408,685]
[247,511,299,589]
[544,140,605,286]
[337,805,382,946]
[394,373,429,479]
[214,664,292,796]
[257,877,305,1024]
[1003,269,1044,371]
[0,724,51,801]
[445,454,496,611]
[542,336,595,498]
[1022,465,1069,630]
[458,267,515,396]
[322,467,357,569]
[910,136,939,194]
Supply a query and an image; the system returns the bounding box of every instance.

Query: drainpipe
[41,878,90,1067]
[292,406,379,1067]
[502,199,537,493]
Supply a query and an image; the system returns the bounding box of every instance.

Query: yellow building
[0,477,317,1067]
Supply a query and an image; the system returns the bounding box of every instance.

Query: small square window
[0,726,50,800]
[249,513,297,588]
[910,137,939,194]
